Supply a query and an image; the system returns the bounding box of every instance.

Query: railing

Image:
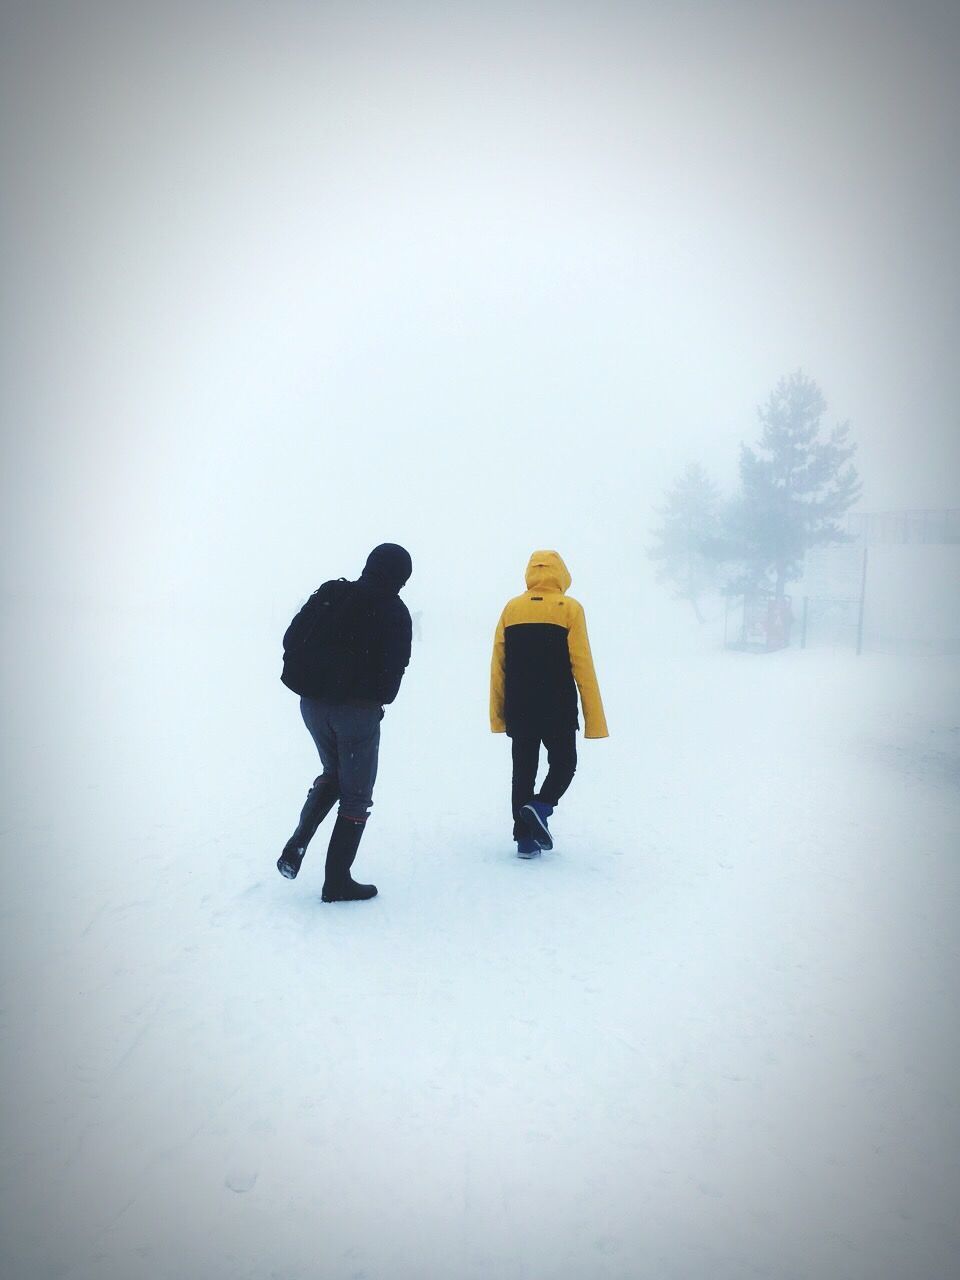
[846,510,960,545]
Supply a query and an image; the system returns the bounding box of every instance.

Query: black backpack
[280,579,358,698]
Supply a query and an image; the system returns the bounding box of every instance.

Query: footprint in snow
[225,1170,258,1193]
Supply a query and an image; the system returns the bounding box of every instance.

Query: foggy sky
[2,0,958,612]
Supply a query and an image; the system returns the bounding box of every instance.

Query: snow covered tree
[649,462,724,621]
[730,371,860,597]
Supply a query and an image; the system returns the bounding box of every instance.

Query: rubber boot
[277,775,339,879]
[322,815,378,902]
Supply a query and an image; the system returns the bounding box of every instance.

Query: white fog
[2,3,958,1278]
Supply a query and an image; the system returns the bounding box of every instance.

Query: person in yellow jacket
[490,550,608,857]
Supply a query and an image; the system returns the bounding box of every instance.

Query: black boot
[277,775,339,879]
[322,815,377,902]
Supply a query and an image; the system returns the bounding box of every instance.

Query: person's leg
[277,699,341,878]
[521,728,577,851]
[278,774,340,878]
[511,734,541,843]
[538,728,577,807]
[299,697,340,784]
[329,704,380,821]
[322,705,381,900]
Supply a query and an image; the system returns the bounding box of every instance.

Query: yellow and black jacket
[490,551,609,739]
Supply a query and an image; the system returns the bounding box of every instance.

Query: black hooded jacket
[282,544,413,706]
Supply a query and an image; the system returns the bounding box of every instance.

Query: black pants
[510,729,577,839]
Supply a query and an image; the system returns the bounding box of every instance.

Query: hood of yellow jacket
[524,550,572,594]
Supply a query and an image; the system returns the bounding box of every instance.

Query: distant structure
[846,509,960,545]
[791,508,960,653]
[724,508,960,654]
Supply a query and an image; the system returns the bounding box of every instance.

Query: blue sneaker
[520,801,554,851]
[516,835,540,859]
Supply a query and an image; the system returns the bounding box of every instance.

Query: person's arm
[567,604,608,738]
[490,612,506,732]
[378,601,412,705]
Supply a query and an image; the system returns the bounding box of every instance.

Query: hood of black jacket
[360,543,412,594]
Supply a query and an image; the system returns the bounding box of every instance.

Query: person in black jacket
[277,543,413,900]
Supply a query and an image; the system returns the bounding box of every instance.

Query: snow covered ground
[2,606,959,1280]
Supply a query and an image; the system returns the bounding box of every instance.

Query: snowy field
[2,607,959,1280]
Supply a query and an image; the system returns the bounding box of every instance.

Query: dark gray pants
[300,698,381,821]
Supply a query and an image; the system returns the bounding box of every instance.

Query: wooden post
[856,547,868,656]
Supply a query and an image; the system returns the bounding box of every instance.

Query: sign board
[801,546,864,602]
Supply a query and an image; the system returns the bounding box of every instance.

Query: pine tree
[732,371,860,597]
[649,462,724,621]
